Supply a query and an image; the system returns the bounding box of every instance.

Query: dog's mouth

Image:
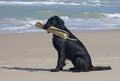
[35,21,69,39]
[42,23,53,29]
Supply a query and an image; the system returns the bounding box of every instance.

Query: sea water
[0,0,120,33]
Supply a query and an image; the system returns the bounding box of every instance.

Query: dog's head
[43,16,65,30]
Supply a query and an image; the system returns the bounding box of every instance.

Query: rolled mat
[35,22,69,39]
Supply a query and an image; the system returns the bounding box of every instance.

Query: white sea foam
[1,26,27,30]
[104,13,120,18]
[0,1,80,6]
[60,16,69,20]
[92,0,101,3]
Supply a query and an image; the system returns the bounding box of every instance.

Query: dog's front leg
[51,50,66,72]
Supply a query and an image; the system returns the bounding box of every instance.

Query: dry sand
[0,30,120,81]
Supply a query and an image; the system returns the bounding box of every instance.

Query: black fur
[43,16,111,72]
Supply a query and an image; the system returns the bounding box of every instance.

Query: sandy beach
[0,30,120,81]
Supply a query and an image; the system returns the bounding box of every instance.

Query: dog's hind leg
[70,56,90,72]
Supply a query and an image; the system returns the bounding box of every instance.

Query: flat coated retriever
[43,16,111,72]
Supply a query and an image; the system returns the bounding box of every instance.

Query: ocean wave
[104,13,120,18]
[0,18,45,33]
[0,1,80,6]
[0,0,120,7]
[0,17,120,34]
[72,12,120,18]
[1,26,28,30]
[0,1,102,6]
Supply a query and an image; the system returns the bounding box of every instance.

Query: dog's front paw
[51,69,59,72]
[59,67,63,70]
[69,67,75,71]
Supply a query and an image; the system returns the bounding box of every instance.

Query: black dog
[43,16,111,72]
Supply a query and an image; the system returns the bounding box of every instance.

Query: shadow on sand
[1,66,70,72]
[1,66,51,72]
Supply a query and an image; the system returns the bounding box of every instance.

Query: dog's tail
[92,66,112,71]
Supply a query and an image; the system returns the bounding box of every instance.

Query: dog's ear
[57,17,64,26]
[54,16,64,25]
[52,16,65,29]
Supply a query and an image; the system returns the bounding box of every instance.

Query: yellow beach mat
[35,22,69,39]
